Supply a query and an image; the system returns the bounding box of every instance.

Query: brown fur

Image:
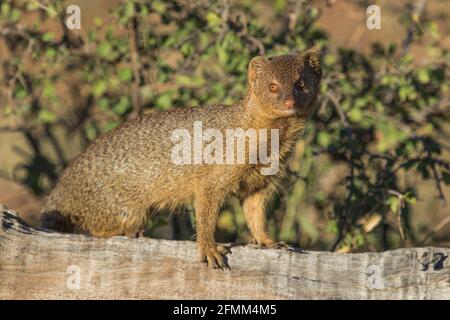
[41,53,322,268]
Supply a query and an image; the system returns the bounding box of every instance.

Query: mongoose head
[246,52,322,118]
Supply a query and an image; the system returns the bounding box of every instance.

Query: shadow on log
[0,205,449,299]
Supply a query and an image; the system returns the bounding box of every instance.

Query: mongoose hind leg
[194,189,231,269]
[87,206,148,238]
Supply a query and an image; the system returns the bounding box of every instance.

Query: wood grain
[0,205,449,299]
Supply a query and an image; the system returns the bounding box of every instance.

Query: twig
[217,0,230,43]
[422,215,450,244]
[239,31,265,56]
[401,0,428,55]
[288,0,305,31]
[227,17,265,56]
[430,154,447,206]
[327,92,349,126]
[30,0,57,17]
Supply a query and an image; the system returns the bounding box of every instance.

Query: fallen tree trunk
[0,205,449,299]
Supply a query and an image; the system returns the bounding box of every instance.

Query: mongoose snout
[40,51,322,269]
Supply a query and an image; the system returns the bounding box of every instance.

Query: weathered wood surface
[0,206,449,300]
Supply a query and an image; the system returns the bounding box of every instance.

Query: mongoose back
[41,52,322,268]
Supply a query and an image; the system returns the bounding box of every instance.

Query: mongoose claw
[217,244,232,255]
[200,245,231,270]
[272,241,289,249]
[248,237,289,250]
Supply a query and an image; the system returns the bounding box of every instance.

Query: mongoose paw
[248,237,288,249]
[199,244,231,270]
[271,241,289,249]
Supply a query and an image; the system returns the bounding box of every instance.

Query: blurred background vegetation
[0,0,449,252]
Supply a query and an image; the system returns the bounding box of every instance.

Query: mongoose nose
[283,98,295,108]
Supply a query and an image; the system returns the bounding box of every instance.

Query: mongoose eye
[269,83,279,93]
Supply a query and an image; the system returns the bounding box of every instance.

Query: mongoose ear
[303,50,322,80]
[248,56,267,83]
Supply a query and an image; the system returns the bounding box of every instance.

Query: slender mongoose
[41,52,322,269]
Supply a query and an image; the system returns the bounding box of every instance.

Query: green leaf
[46,48,56,59]
[275,0,286,12]
[94,17,103,26]
[317,131,331,148]
[98,98,109,111]
[389,196,400,213]
[38,109,57,123]
[140,5,149,16]
[427,22,440,40]
[14,88,27,99]
[354,232,365,247]
[324,54,336,66]
[405,193,416,205]
[152,1,165,13]
[325,220,338,234]
[124,2,135,17]
[42,32,55,42]
[42,81,55,98]
[113,96,130,115]
[26,1,40,11]
[97,42,112,58]
[416,69,430,84]
[156,92,173,110]
[10,9,21,21]
[216,45,228,66]
[92,81,108,97]
[206,12,221,27]
[348,108,362,122]
[1,2,10,17]
[105,120,119,131]
[85,124,97,141]
[181,43,193,56]
[176,75,193,86]
[118,68,133,83]
[3,105,12,115]
[398,86,410,101]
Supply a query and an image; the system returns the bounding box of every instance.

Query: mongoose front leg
[194,193,231,269]
[242,189,285,248]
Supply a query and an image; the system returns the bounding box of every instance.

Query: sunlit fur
[41,52,322,268]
